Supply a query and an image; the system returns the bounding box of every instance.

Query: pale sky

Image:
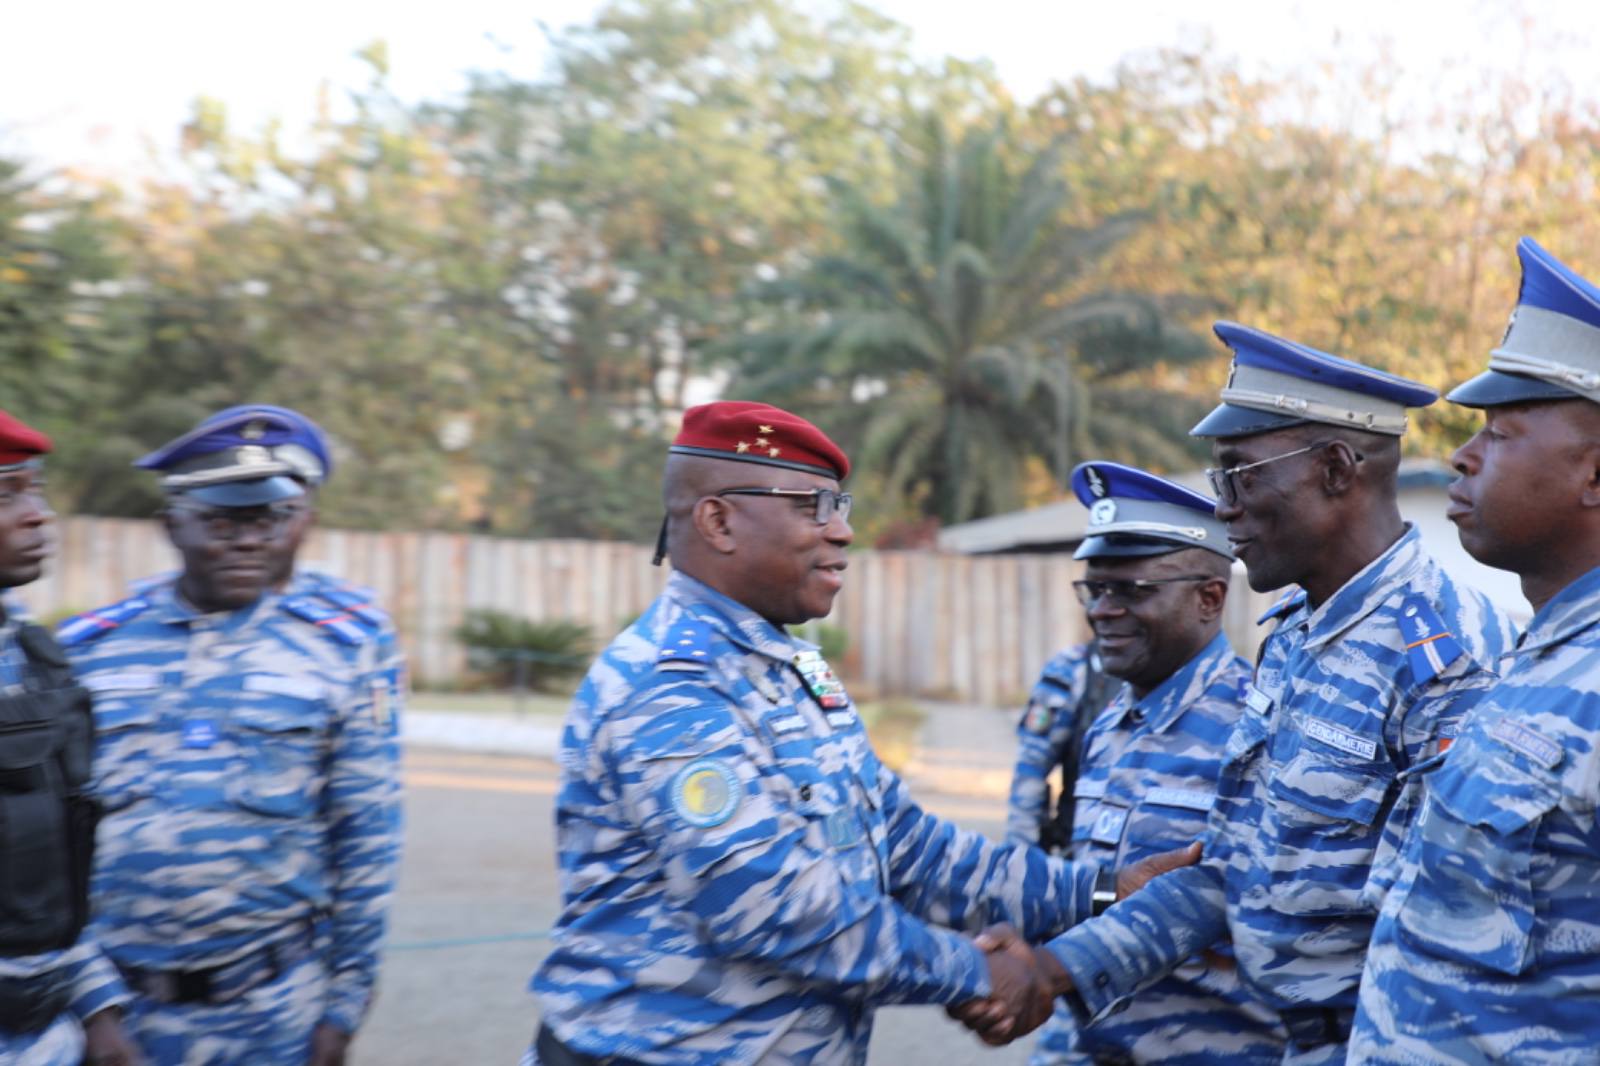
[4,0,1600,178]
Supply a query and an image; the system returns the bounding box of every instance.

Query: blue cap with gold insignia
[1449,238,1600,408]
[1071,461,1233,561]
[1191,322,1437,439]
[136,405,330,506]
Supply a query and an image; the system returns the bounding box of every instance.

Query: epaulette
[1257,588,1308,626]
[56,596,152,647]
[655,619,716,672]
[281,596,368,646]
[1398,594,1463,685]
[312,584,391,631]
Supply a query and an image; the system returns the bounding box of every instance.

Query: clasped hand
[944,924,1068,1046]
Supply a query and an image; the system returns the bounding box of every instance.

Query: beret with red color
[669,401,849,480]
[0,409,51,470]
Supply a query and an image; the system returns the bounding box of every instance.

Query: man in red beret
[0,410,141,1066]
[525,400,1183,1065]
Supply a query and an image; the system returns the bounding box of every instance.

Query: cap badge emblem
[1089,499,1117,526]
[240,420,266,440]
[236,445,271,467]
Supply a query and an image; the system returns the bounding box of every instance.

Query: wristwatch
[1091,867,1118,917]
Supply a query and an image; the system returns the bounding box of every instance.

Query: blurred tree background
[2,0,1596,542]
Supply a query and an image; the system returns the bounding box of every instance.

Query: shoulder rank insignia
[313,584,391,631]
[281,596,367,646]
[1398,594,1463,685]
[657,619,715,671]
[791,649,851,710]
[56,595,152,647]
[1257,587,1308,626]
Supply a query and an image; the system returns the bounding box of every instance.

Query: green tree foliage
[731,116,1211,525]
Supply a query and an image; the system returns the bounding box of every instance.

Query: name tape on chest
[1143,787,1214,812]
[1305,718,1379,761]
[243,673,327,701]
[1487,717,1564,770]
[82,671,162,694]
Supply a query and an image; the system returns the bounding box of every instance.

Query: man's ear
[1580,442,1600,510]
[1195,576,1228,623]
[1321,440,1361,496]
[692,496,739,555]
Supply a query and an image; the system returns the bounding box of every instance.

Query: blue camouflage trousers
[0,1014,84,1066]
[125,953,326,1066]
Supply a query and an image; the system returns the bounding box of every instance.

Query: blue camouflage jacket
[532,572,1095,1065]
[59,581,403,1034]
[1052,632,1284,1063]
[1350,563,1600,1065]
[1006,644,1095,846]
[0,600,129,1039]
[1043,528,1514,1060]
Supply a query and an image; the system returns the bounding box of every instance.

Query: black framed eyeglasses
[716,487,853,525]
[1204,441,1335,504]
[1072,575,1216,608]
[168,501,305,542]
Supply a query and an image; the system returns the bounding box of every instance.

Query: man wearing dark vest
[0,409,140,1066]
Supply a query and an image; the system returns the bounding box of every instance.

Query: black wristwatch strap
[1091,866,1118,917]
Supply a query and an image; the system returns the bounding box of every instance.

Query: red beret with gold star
[0,409,51,470]
[669,401,849,480]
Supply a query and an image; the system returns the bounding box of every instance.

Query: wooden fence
[16,517,1278,706]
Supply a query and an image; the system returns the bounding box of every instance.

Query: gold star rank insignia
[769,447,781,457]
[735,441,750,453]
[755,437,769,447]
[758,424,774,434]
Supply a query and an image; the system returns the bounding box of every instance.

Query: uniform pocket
[1394,754,1559,975]
[225,701,328,817]
[91,701,160,813]
[1265,752,1392,916]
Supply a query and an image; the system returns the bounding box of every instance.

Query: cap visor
[1074,535,1185,561]
[177,476,305,507]
[1188,404,1309,439]
[1445,369,1580,408]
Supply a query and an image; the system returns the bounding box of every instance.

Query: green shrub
[453,610,594,692]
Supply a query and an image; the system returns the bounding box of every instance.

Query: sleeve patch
[670,758,742,828]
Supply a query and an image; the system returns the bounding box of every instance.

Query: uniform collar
[1110,630,1236,735]
[147,579,276,631]
[1516,563,1600,655]
[1291,524,1425,651]
[664,571,803,662]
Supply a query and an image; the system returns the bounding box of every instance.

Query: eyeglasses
[1072,575,1216,608]
[1205,442,1331,504]
[168,502,305,542]
[717,487,853,525]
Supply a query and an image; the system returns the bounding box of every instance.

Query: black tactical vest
[0,624,97,956]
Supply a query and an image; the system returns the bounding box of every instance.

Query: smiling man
[968,326,1517,1063]
[1349,239,1600,1064]
[528,401,1172,1065]
[57,414,401,1066]
[1016,461,1283,1066]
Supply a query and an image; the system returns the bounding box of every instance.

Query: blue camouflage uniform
[1006,644,1097,848]
[61,580,402,1064]
[0,598,130,1066]
[1026,460,1284,1066]
[1042,328,1517,1064]
[55,403,402,1065]
[530,570,1097,1065]
[1349,238,1600,1064]
[1045,527,1513,1063]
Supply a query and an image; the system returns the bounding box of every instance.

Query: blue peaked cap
[1191,322,1436,438]
[136,405,331,507]
[1449,238,1600,408]
[1071,461,1233,561]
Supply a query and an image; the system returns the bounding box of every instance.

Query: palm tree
[732,116,1212,526]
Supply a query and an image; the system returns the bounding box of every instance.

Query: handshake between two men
[947,841,1205,1046]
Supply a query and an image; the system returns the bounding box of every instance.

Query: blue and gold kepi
[1071,461,1233,562]
[1191,322,1437,439]
[135,405,331,507]
[1449,238,1600,408]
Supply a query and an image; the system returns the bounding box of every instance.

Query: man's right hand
[1116,840,1202,900]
